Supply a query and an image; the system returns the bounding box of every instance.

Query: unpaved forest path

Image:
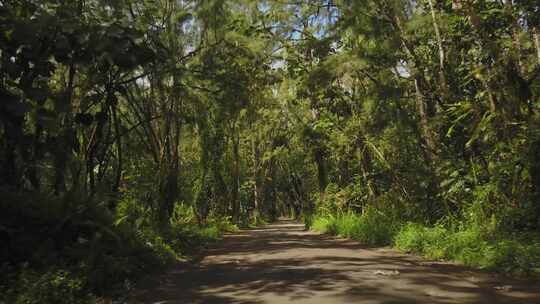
[130,220,540,304]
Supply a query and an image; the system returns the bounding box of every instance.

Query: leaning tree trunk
[382,2,441,217]
[390,8,439,162]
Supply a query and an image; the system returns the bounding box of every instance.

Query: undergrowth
[312,209,540,276]
[0,190,236,304]
[312,208,400,246]
[394,222,540,275]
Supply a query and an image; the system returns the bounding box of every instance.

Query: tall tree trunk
[390,2,442,213]
[314,147,328,192]
[290,172,305,220]
[0,114,23,189]
[357,140,377,197]
[157,0,184,225]
[54,64,76,195]
[159,161,178,224]
[427,0,449,102]
[112,104,122,195]
[389,8,439,161]
[158,106,180,225]
[378,1,442,216]
[534,27,540,65]
[252,138,261,223]
[414,79,438,162]
[231,132,240,221]
[264,158,278,222]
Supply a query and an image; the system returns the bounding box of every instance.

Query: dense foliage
[1,0,539,301]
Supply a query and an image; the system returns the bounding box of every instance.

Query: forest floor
[129,220,540,304]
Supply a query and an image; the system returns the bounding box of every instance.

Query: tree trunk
[159,162,178,225]
[357,140,377,197]
[112,104,122,195]
[529,137,540,227]
[264,158,278,222]
[158,107,180,225]
[314,147,328,192]
[253,177,261,222]
[251,138,261,223]
[388,7,439,161]
[534,27,540,65]
[414,79,438,162]
[54,64,76,195]
[231,133,240,221]
[0,117,22,189]
[427,0,449,102]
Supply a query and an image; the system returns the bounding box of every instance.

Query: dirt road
[130,220,540,304]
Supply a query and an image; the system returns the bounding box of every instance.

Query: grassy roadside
[311,210,540,276]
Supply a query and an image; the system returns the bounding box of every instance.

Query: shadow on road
[130,220,540,304]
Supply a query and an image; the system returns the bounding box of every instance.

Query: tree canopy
[1,0,539,302]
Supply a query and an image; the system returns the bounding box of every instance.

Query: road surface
[130,220,540,304]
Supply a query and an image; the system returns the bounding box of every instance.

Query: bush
[393,222,430,253]
[312,215,337,234]
[313,208,540,275]
[2,266,95,304]
[394,221,540,275]
[312,207,401,246]
[1,189,235,303]
[206,215,239,234]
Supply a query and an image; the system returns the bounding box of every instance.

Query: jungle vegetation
[1,0,539,302]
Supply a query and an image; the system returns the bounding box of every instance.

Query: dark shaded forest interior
[0,0,539,303]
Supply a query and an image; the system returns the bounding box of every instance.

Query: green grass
[394,222,540,275]
[312,215,337,234]
[312,208,400,246]
[312,211,540,275]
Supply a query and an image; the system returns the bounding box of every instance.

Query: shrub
[2,266,95,304]
[312,207,400,246]
[394,221,540,275]
[312,215,337,234]
[393,222,429,253]
[314,209,540,275]
[0,189,236,303]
